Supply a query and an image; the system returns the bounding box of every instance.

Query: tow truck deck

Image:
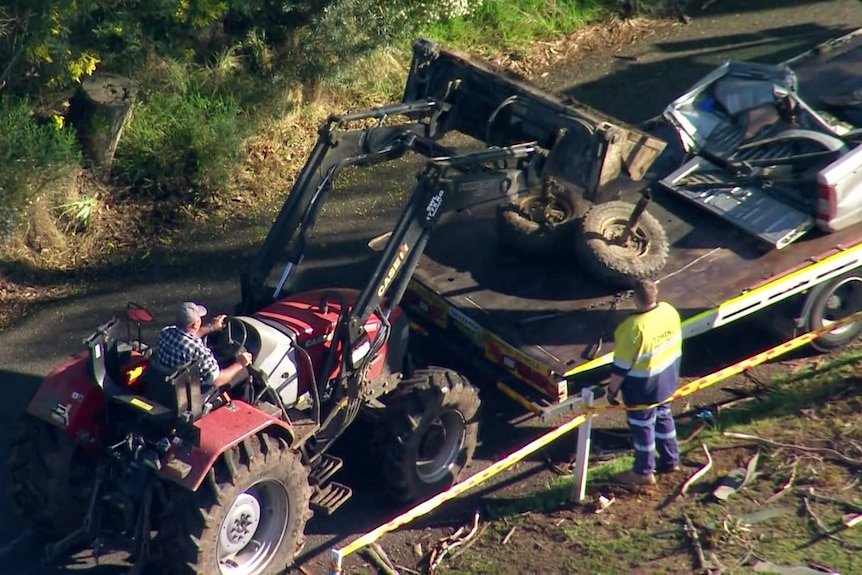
[403,29,862,408]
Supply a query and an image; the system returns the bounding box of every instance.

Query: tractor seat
[140,359,205,422]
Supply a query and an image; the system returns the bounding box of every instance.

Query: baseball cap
[176,301,208,327]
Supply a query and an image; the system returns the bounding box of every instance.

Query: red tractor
[7,39,663,574]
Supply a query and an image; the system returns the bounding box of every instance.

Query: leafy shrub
[113,85,244,204]
[0,97,81,240]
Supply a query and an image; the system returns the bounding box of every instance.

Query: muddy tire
[496,185,590,258]
[7,415,95,539]
[381,367,480,505]
[807,271,862,352]
[577,200,669,289]
[155,432,312,575]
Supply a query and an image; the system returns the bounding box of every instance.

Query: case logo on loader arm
[377,243,410,298]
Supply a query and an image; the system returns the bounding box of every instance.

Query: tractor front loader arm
[239,100,457,314]
[347,142,541,347]
[240,37,668,316]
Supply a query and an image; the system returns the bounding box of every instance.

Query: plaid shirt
[155,325,220,387]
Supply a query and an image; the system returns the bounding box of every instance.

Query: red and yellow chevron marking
[329,309,862,570]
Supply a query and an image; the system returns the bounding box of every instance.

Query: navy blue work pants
[627,403,679,475]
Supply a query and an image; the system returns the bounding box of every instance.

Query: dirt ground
[2,1,862,575]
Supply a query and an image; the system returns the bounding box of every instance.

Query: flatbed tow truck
[240,29,862,424]
[397,29,862,415]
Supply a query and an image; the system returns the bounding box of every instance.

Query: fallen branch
[802,494,843,546]
[806,487,862,514]
[764,458,798,504]
[371,543,399,573]
[428,512,481,573]
[683,513,713,573]
[448,523,489,561]
[501,525,517,545]
[362,544,400,575]
[723,432,862,466]
[840,472,860,491]
[680,443,713,497]
[681,422,706,444]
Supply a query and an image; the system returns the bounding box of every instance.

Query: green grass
[420,0,612,50]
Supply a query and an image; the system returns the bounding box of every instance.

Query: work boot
[616,470,656,486]
[658,463,681,474]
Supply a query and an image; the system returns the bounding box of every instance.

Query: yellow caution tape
[330,309,862,567]
[337,411,588,558]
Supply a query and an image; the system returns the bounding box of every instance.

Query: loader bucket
[403,38,667,199]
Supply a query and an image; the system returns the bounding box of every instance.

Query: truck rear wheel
[807,271,862,352]
[495,186,590,258]
[155,432,311,575]
[381,368,480,505]
[577,200,669,288]
[7,415,94,539]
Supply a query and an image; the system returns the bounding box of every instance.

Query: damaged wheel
[577,200,669,289]
[7,415,95,538]
[156,432,311,575]
[496,184,590,258]
[381,367,480,504]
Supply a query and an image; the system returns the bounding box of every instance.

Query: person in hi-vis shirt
[606,279,682,486]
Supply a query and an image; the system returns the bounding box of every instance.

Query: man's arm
[607,321,641,403]
[199,314,228,337]
[212,352,253,388]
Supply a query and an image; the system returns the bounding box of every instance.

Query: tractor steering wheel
[225,317,248,353]
[201,318,254,410]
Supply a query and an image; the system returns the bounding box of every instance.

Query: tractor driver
[606,279,682,486]
[155,301,252,388]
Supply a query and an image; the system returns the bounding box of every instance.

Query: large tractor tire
[806,271,862,352]
[381,367,480,505]
[156,432,312,575]
[496,185,590,259]
[577,200,669,289]
[7,415,95,538]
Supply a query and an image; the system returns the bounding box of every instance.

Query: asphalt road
[2,1,862,573]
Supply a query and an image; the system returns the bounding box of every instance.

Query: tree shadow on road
[561,21,860,124]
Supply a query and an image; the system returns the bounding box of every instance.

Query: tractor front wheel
[381,367,480,505]
[7,415,95,539]
[155,432,311,575]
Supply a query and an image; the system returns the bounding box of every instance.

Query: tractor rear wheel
[381,367,480,505]
[7,415,95,538]
[155,432,312,575]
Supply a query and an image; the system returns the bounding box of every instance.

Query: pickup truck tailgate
[660,156,815,249]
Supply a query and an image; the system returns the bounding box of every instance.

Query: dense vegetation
[0,0,661,266]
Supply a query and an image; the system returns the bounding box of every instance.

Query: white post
[571,387,594,502]
[328,548,344,575]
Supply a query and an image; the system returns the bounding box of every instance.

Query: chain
[581,289,633,313]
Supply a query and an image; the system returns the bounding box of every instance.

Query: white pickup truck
[661,49,862,249]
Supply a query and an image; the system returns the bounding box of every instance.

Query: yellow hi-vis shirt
[612,301,682,382]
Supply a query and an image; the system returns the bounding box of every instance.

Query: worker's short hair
[633,279,658,306]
